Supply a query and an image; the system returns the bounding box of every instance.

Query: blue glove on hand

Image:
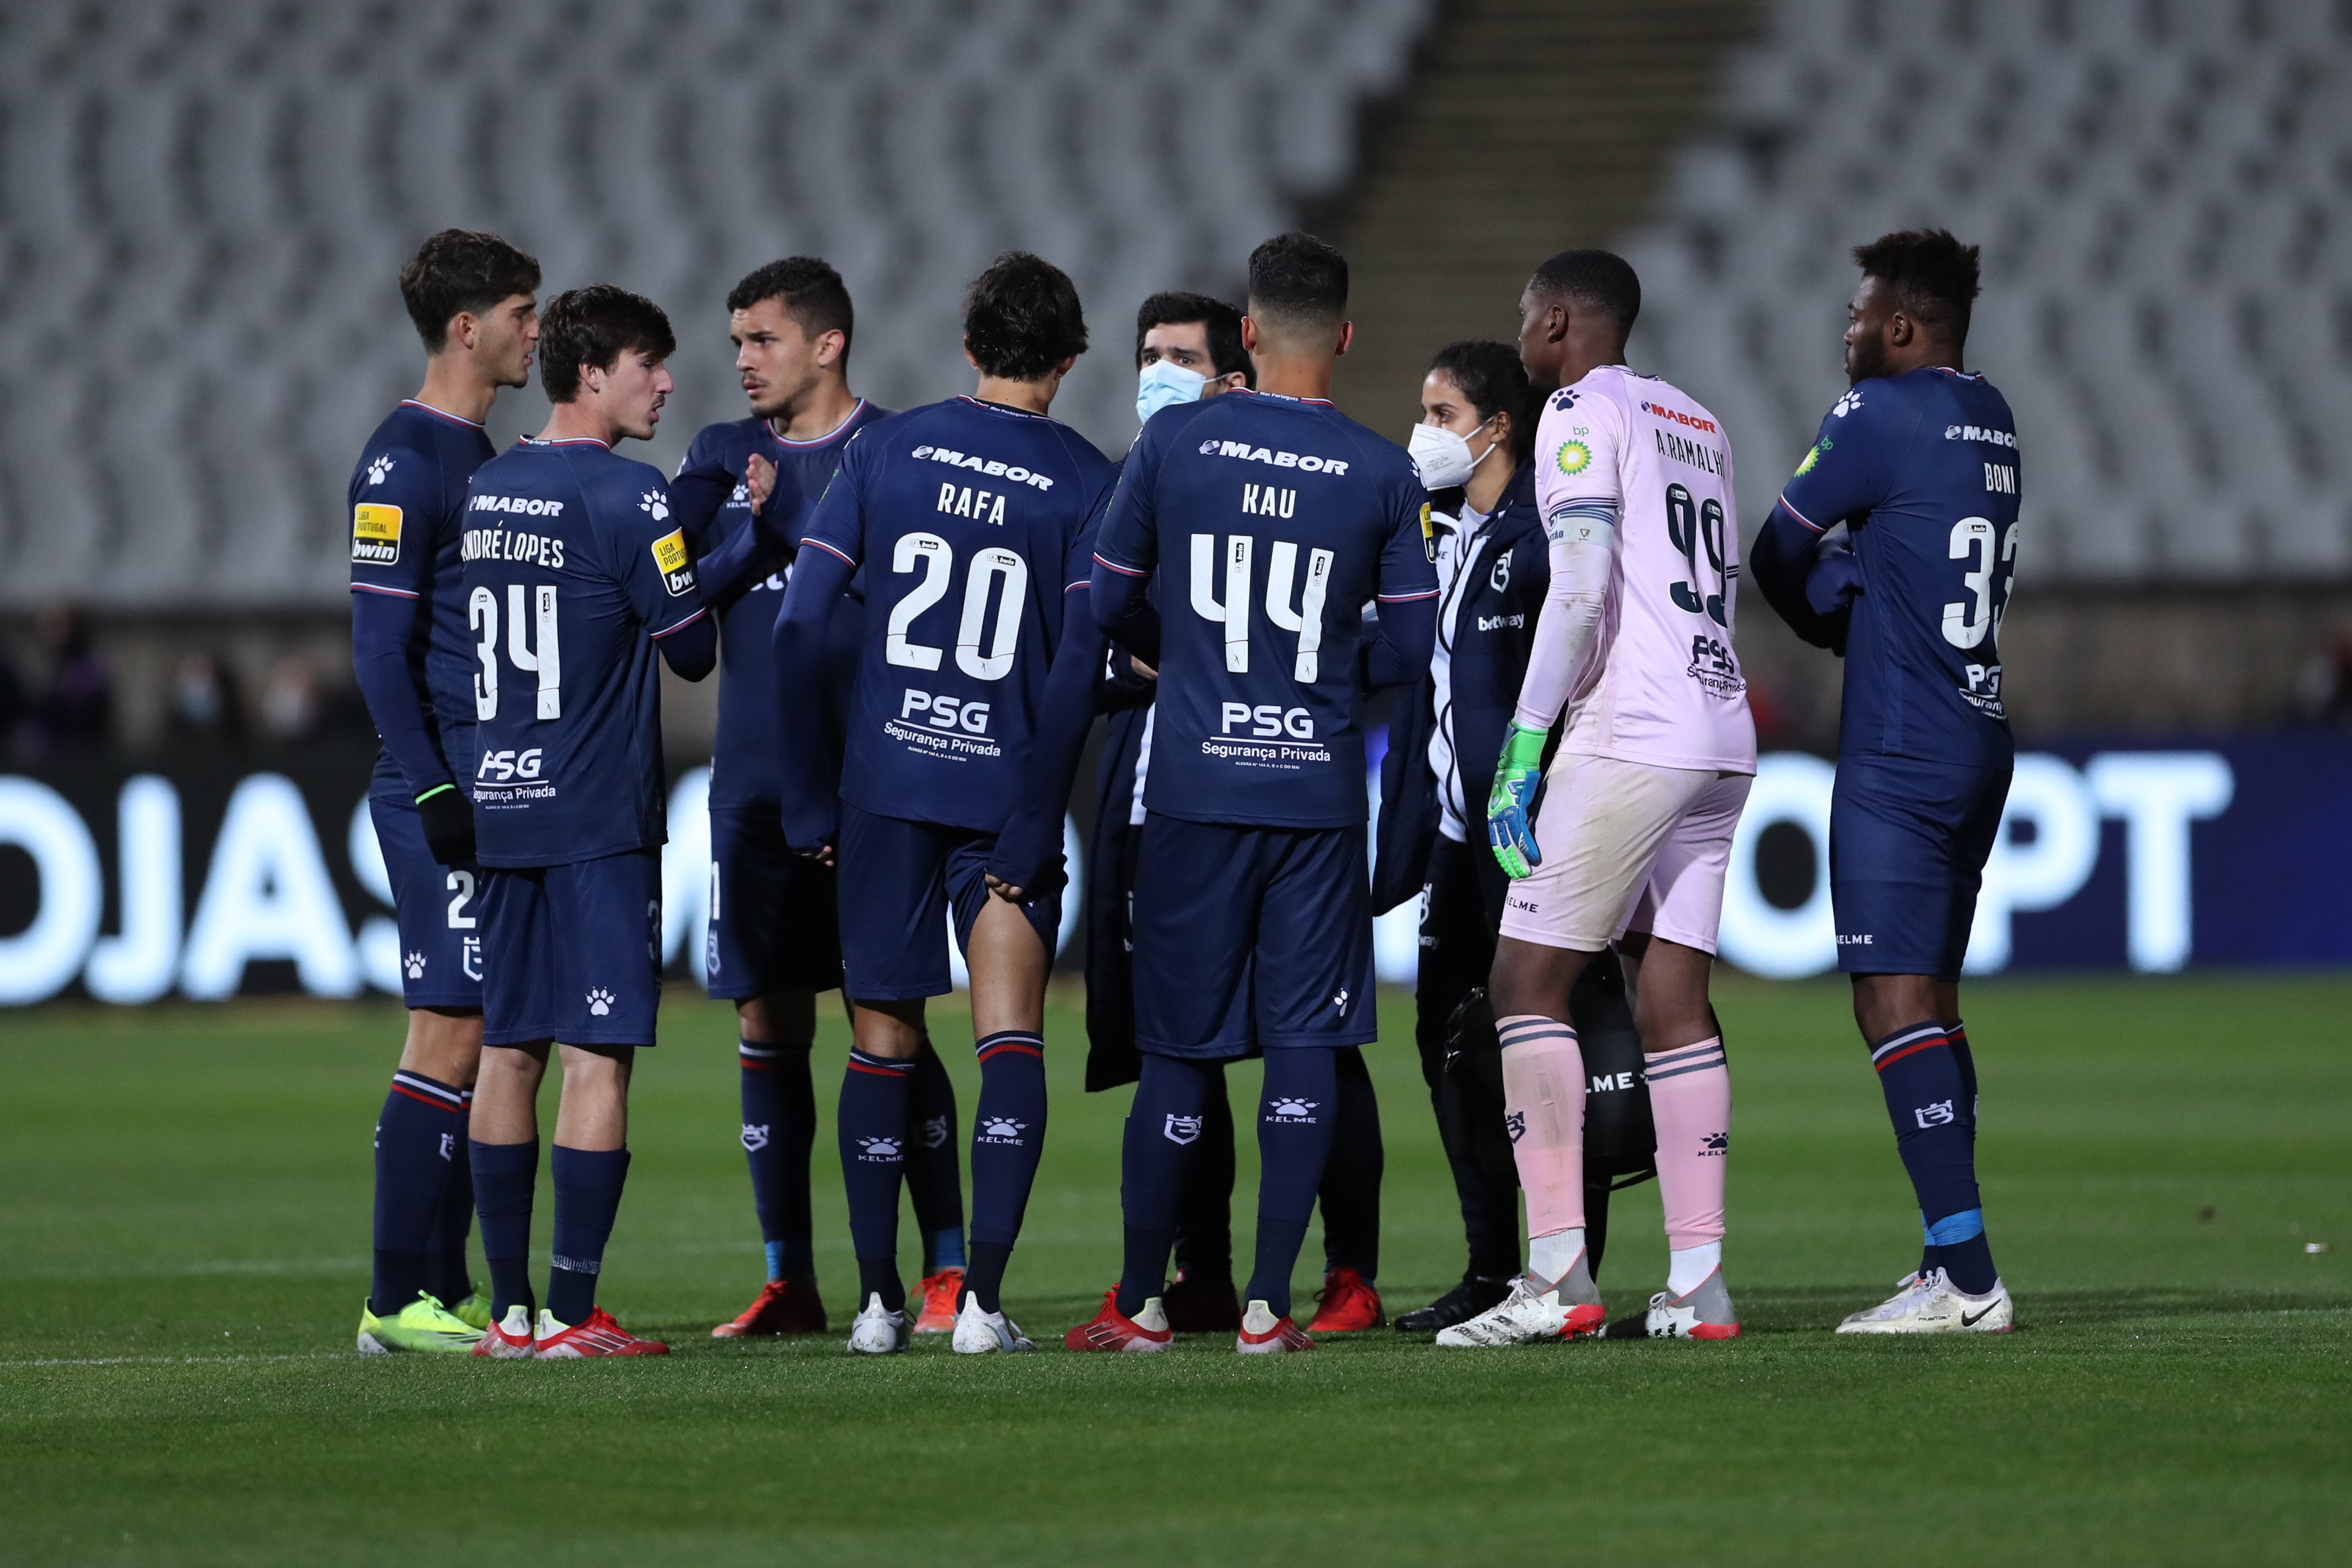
[1486,722,1549,880]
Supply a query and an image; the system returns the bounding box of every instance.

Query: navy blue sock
[965,1031,1047,1313]
[547,1145,630,1327]
[1317,1046,1383,1280]
[1870,1022,1997,1295]
[1171,1065,1235,1281]
[1249,1049,1339,1318]
[1118,1054,1212,1316]
[469,1138,539,1321]
[840,1049,913,1314]
[740,1038,816,1281]
[425,1091,477,1307]
[905,1036,964,1276]
[371,1071,469,1316]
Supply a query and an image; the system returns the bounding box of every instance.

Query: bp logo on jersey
[1553,439,1592,476]
[1795,438,1830,477]
[650,528,695,597]
[352,504,402,565]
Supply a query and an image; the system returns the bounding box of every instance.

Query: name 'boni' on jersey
[1092,389,1437,829]
[796,395,1119,832]
[1535,366,1755,774]
[459,436,709,866]
[1779,366,2020,770]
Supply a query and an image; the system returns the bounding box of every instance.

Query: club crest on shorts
[1163,1114,1202,1145]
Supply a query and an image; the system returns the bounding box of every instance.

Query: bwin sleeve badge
[652,528,696,596]
[352,504,403,565]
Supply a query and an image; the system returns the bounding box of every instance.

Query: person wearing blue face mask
[1132,291,1253,426]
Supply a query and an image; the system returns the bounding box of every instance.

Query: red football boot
[533,1307,670,1358]
[1161,1267,1243,1333]
[711,1278,828,1338]
[1063,1287,1174,1353]
[1236,1299,1313,1354]
[913,1268,964,1334]
[1306,1266,1386,1332]
[471,1303,536,1359]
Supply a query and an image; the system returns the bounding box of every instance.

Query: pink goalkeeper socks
[1645,1035,1730,1249]
[1497,1014,1586,1240]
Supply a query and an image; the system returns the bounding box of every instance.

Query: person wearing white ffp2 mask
[1408,402,1504,493]
[1134,290,1251,427]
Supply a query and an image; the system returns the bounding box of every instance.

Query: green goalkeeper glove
[1486,721,1548,880]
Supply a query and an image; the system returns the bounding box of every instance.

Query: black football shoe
[1394,1273,1513,1334]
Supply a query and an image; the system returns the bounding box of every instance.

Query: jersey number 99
[1663,483,1729,627]
[884,531,1029,681]
[470,585,561,722]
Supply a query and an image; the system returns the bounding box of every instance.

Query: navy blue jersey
[1779,367,2020,770]
[459,437,708,866]
[798,396,1119,832]
[348,400,497,778]
[681,399,890,807]
[1092,389,1438,828]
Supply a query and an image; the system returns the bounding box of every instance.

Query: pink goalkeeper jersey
[1530,365,1756,774]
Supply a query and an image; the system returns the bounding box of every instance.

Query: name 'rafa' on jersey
[459,436,710,867]
[1778,365,2020,770]
[1090,388,1438,829]
[796,395,1119,833]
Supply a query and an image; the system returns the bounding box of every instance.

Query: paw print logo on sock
[1265,1097,1320,1124]
[1702,1131,1729,1155]
[585,987,616,1017]
[366,453,396,485]
[404,951,427,980]
[977,1115,1027,1145]
[1163,1114,1202,1145]
[741,1122,770,1152]
[920,1114,950,1149]
[855,1135,902,1162]
[1506,1110,1527,1144]
[639,490,670,522]
[1832,388,1865,418]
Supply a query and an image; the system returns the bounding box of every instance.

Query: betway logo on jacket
[1195,439,1351,476]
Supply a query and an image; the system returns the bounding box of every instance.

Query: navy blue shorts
[1830,754,2011,980]
[1130,813,1375,1059]
[479,849,664,1047]
[369,793,484,1011]
[706,803,842,999]
[835,801,1060,1001]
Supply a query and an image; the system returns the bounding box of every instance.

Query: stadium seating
[0,0,1435,609]
[1623,0,2352,581]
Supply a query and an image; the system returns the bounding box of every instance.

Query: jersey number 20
[884,531,1029,680]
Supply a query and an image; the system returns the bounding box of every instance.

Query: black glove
[416,783,477,866]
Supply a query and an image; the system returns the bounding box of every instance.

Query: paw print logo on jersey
[1163,1114,1203,1145]
[741,1123,770,1153]
[920,1114,950,1149]
[855,1135,903,1162]
[403,951,427,980]
[977,1116,1027,1145]
[585,987,616,1017]
[1506,1110,1527,1144]
[638,490,670,523]
[1265,1097,1320,1124]
[366,454,397,486]
[1832,389,1865,418]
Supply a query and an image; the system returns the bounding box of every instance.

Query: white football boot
[1641,1268,1741,1339]
[950,1294,1036,1354]
[846,1292,911,1354]
[1836,1268,2013,1334]
[1435,1254,1605,1347]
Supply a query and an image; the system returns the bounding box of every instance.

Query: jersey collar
[769,398,870,449]
[1230,386,1335,408]
[399,398,485,430]
[957,394,1051,420]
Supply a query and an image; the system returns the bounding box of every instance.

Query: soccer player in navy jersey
[349,229,539,1355]
[678,259,973,1340]
[1070,232,1439,1354]
[772,252,1119,1355]
[1748,229,2020,1333]
[459,285,722,1359]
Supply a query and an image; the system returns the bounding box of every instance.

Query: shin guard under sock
[1498,1015,1586,1242]
[739,1037,816,1281]
[469,1138,540,1321]
[905,1036,964,1276]
[965,1031,1047,1313]
[1644,1036,1730,1253]
[1118,1054,1212,1316]
[1870,1022,1997,1294]
[1247,1048,1339,1317]
[1317,1046,1383,1280]
[425,1088,477,1306]
[840,1050,912,1314]
[371,1071,469,1315]
[548,1145,630,1326]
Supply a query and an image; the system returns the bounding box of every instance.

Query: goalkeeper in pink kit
[1439,250,1756,1347]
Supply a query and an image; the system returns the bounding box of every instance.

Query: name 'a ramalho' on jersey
[795,395,1119,832]
[1779,366,2021,770]
[459,436,709,866]
[1091,388,1438,829]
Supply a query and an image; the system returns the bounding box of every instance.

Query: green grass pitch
[2,975,2347,1564]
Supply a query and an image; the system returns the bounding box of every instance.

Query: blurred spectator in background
[259,654,321,741]
[17,606,114,757]
[2296,625,2352,724]
[0,638,25,754]
[168,652,243,747]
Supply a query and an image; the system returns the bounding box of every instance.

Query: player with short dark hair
[1748,228,2020,1334]
[1131,291,1251,424]
[351,228,539,1355]
[460,284,721,1359]
[1068,232,1439,1354]
[772,251,1119,1355]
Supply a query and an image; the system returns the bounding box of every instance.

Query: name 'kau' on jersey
[1536,366,1756,773]
[459,436,709,865]
[796,395,1119,831]
[1779,366,2020,770]
[1091,388,1438,827]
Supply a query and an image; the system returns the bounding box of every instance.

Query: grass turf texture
[1,976,2346,1564]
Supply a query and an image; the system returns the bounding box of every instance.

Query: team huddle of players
[349,219,2021,1359]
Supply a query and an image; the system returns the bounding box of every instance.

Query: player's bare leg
[947,896,1049,1353]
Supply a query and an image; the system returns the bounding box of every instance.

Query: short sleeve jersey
[459,437,709,866]
[347,400,497,788]
[681,399,889,808]
[1778,366,2020,770]
[1533,366,1756,774]
[797,396,1119,833]
[1091,390,1439,828]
